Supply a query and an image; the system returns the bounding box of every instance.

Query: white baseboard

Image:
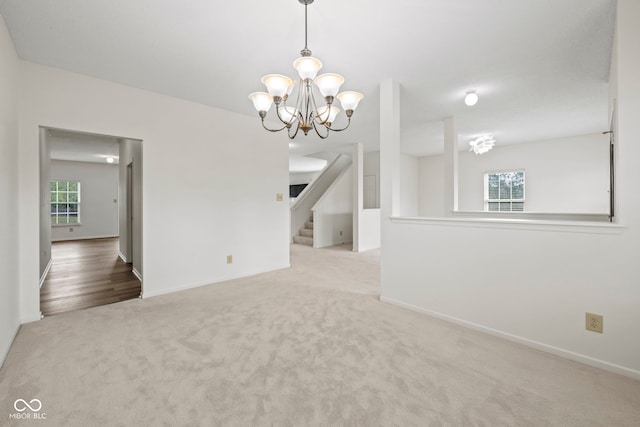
[52,234,119,242]
[118,251,129,263]
[142,264,290,299]
[380,296,640,381]
[39,258,53,288]
[118,252,140,282]
[20,312,43,324]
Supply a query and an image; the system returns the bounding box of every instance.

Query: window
[484,171,525,212]
[51,181,81,224]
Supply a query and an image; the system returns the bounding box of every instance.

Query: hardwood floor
[40,238,141,316]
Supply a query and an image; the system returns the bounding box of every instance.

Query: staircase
[290,154,351,248]
[293,216,314,246]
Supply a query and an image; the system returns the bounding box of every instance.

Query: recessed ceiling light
[106,157,114,163]
[464,90,479,106]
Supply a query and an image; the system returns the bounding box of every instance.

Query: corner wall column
[443,117,459,215]
[380,79,401,295]
[380,79,401,219]
[352,143,363,252]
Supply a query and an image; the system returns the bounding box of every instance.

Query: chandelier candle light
[248,0,363,139]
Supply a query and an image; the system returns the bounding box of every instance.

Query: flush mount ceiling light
[464,90,479,106]
[106,157,115,164]
[248,0,363,139]
[469,134,495,154]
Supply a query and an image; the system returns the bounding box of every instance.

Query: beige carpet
[1,243,639,426]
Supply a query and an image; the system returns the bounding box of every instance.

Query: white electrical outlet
[586,312,603,333]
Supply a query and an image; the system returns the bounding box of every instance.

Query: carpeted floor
[1,244,639,426]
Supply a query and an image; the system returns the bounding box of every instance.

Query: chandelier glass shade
[248,0,363,139]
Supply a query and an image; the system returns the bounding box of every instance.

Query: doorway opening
[38,127,143,316]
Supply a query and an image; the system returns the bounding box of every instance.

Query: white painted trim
[141,264,290,299]
[380,296,640,380]
[0,323,20,370]
[51,234,119,242]
[452,210,610,223]
[20,313,43,324]
[389,216,626,235]
[118,251,128,263]
[132,268,142,282]
[39,257,53,288]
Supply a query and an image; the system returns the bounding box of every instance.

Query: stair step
[299,228,313,237]
[293,235,314,246]
[304,221,314,230]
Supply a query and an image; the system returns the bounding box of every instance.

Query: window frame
[50,180,81,226]
[484,170,525,212]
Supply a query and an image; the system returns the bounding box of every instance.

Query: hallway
[40,238,141,316]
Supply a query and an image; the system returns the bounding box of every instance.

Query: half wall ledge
[388,215,626,235]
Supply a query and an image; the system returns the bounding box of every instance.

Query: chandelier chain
[301,1,311,57]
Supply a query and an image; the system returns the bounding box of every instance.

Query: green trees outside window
[485,171,525,212]
[51,181,81,224]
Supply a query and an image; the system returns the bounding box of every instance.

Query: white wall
[51,160,119,241]
[363,151,380,209]
[417,155,444,217]
[399,154,418,216]
[0,13,20,367]
[118,138,143,276]
[358,209,381,251]
[381,2,640,379]
[17,61,290,322]
[312,166,353,248]
[353,144,380,252]
[458,134,609,213]
[418,133,609,216]
[39,129,51,281]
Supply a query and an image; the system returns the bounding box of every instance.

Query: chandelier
[248,0,363,139]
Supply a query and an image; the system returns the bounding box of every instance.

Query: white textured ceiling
[289,155,328,173]
[0,0,615,157]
